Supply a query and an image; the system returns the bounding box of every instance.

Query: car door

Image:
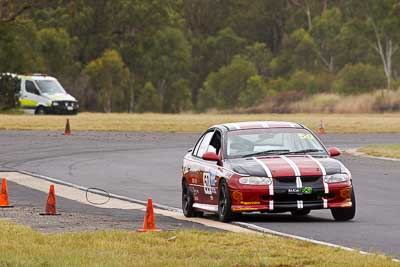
[20,80,43,109]
[193,130,222,205]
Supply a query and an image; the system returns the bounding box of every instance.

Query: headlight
[324,173,350,183]
[239,176,272,185]
[52,102,59,106]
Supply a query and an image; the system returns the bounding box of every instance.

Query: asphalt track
[0,130,399,257]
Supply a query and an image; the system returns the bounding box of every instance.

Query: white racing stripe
[308,155,329,208]
[280,156,301,177]
[280,156,304,209]
[296,176,302,188]
[297,200,303,209]
[253,157,274,210]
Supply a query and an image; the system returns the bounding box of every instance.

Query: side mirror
[202,152,220,162]
[328,147,341,157]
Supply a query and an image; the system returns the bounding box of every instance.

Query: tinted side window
[193,135,205,156]
[195,131,214,158]
[26,81,40,95]
[208,131,222,155]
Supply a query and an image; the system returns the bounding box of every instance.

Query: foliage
[136,82,162,112]
[0,73,20,110]
[238,75,267,108]
[2,1,400,112]
[198,56,257,110]
[83,49,130,112]
[333,63,386,94]
[144,27,191,112]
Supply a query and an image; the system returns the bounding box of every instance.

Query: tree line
[0,0,399,113]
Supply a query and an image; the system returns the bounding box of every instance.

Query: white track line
[4,170,400,262]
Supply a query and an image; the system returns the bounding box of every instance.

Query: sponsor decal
[288,188,300,194]
[232,207,259,211]
[203,172,212,195]
[240,201,260,205]
[288,187,313,194]
[298,133,315,140]
[210,170,216,186]
[232,191,243,201]
[301,187,313,194]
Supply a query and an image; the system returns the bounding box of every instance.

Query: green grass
[0,221,397,267]
[359,144,400,159]
[1,112,400,133]
[0,108,24,115]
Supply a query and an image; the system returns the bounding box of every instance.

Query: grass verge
[0,113,400,133]
[0,221,397,267]
[359,144,400,159]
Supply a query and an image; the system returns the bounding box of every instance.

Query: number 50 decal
[203,172,212,195]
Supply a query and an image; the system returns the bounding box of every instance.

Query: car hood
[225,155,345,177]
[42,93,77,102]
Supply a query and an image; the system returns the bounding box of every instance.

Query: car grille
[274,176,321,183]
[54,101,76,107]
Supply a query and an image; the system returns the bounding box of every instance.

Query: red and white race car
[181,121,356,222]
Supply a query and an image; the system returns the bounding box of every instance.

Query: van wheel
[35,106,46,115]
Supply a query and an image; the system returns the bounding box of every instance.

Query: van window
[36,80,66,94]
[26,81,40,95]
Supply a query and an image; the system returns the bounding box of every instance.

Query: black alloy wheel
[182,180,196,217]
[331,188,356,221]
[218,180,234,222]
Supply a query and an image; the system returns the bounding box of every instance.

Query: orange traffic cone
[63,118,72,135]
[0,178,13,208]
[137,198,159,232]
[40,184,60,215]
[318,119,326,134]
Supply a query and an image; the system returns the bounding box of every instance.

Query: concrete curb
[345,149,400,162]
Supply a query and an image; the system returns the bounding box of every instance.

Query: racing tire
[291,209,311,216]
[35,106,46,115]
[182,179,196,217]
[218,180,234,222]
[331,188,356,221]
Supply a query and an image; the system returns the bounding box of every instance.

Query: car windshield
[36,80,66,94]
[226,128,327,158]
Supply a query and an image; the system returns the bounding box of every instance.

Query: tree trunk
[305,3,312,31]
[129,86,135,113]
[370,19,398,89]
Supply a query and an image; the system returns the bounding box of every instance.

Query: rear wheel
[331,188,356,221]
[218,180,234,222]
[291,209,310,216]
[182,179,196,217]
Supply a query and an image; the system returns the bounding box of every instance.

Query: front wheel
[331,188,356,221]
[182,179,196,217]
[218,180,234,222]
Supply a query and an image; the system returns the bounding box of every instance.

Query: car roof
[211,121,304,131]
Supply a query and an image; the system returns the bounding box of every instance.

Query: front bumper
[47,101,79,114]
[229,176,353,212]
